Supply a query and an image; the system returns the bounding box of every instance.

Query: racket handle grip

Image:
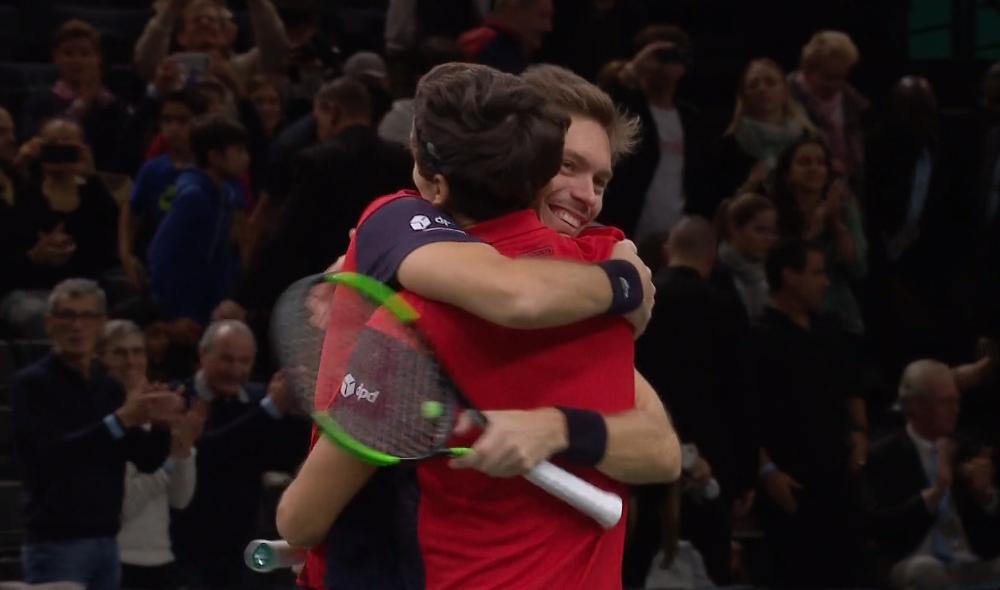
[244,539,307,572]
[524,461,623,529]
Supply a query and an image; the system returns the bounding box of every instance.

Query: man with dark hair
[755,238,871,587]
[22,19,128,171]
[628,217,757,586]
[458,0,554,73]
[148,116,249,324]
[600,24,707,240]
[10,279,176,590]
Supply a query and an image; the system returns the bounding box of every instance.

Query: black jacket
[864,429,1000,564]
[10,354,170,542]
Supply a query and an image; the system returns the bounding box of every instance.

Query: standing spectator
[235,76,411,321]
[99,320,203,590]
[342,51,393,125]
[788,30,868,187]
[754,239,871,588]
[630,217,757,586]
[22,20,129,172]
[170,320,308,590]
[246,76,286,140]
[148,115,249,325]
[771,137,867,334]
[9,279,177,590]
[865,360,1000,589]
[714,192,777,323]
[600,25,706,240]
[2,118,119,338]
[458,0,554,74]
[689,58,814,219]
[119,90,209,287]
[134,0,290,89]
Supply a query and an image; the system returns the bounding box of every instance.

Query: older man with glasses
[9,278,181,590]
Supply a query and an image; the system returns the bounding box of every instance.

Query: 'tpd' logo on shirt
[410,214,457,231]
[340,373,380,403]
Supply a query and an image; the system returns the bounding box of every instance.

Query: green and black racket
[271,272,623,529]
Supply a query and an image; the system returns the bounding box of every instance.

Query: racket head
[271,271,464,465]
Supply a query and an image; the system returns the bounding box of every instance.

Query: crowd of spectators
[0,0,999,589]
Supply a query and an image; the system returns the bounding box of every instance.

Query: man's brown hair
[412,62,568,222]
[522,64,639,163]
[51,19,101,52]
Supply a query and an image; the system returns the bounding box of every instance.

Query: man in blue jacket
[148,115,249,324]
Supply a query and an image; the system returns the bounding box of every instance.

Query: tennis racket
[271,272,623,529]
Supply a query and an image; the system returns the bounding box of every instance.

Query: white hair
[47,278,106,314]
[898,359,951,402]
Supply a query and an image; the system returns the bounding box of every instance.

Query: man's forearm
[134,5,178,80]
[398,242,613,329]
[597,371,681,484]
[246,0,290,73]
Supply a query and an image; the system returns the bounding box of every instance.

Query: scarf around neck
[733,115,805,166]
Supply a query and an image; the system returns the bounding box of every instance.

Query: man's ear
[428,174,450,208]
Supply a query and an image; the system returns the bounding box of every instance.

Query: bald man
[170,320,309,590]
[628,217,757,585]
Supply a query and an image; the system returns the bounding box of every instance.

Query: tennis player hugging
[277,62,682,590]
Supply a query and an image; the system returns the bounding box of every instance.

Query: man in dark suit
[627,217,757,586]
[865,359,1000,589]
[170,320,309,589]
[237,76,413,313]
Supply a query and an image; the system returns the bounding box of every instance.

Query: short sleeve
[354,197,478,284]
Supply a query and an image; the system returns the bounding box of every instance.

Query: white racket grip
[524,460,623,529]
[244,539,307,572]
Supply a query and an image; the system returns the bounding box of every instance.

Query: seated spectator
[599,24,706,241]
[134,0,290,90]
[120,90,209,287]
[714,192,777,323]
[99,319,203,590]
[755,239,871,588]
[9,279,177,590]
[788,30,868,186]
[170,320,308,589]
[457,0,553,74]
[629,217,757,586]
[2,118,119,338]
[771,136,867,334]
[689,58,814,219]
[378,37,465,147]
[22,19,129,172]
[148,115,249,325]
[235,76,411,316]
[865,360,1000,589]
[247,75,286,140]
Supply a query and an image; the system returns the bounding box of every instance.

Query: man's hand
[610,239,655,338]
[449,408,568,477]
[27,224,76,267]
[958,450,996,504]
[116,389,184,429]
[922,438,955,511]
[266,370,295,415]
[153,58,182,94]
[761,469,803,514]
[306,253,347,328]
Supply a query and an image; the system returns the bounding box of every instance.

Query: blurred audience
[247,75,286,140]
[169,320,308,590]
[99,320,203,590]
[22,20,129,173]
[714,193,777,323]
[771,137,867,335]
[690,58,814,219]
[10,280,178,590]
[2,118,119,338]
[788,30,868,187]
[600,24,705,241]
[458,0,553,74]
[865,360,1000,590]
[754,239,871,588]
[148,115,249,325]
[134,0,290,90]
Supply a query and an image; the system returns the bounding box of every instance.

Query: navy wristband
[598,260,643,315]
[555,407,608,467]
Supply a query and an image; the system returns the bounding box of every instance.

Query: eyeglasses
[50,310,104,322]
